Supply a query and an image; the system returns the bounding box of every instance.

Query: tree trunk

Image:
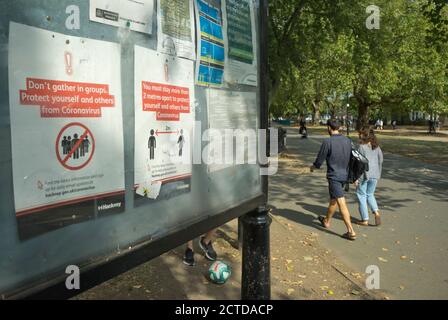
[312,101,320,126]
[357,103,369,130]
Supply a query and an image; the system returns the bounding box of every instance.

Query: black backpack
[347,144,369,184]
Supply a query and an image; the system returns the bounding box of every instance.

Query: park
[0,0,447,309]
[72,0,447,301]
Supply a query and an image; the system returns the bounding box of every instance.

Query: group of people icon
[61,134,91,159]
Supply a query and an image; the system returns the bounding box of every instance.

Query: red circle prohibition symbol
[55,122,95,171]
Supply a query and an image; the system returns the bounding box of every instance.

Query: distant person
[429,120,436,134]
[392,120,397,130]
[299,118,307,139]
[375,119,381,130]
[310,119,356,241]
[355,129,383,226]
[183,230,218,266]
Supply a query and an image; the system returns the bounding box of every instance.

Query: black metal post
[346,103,350,136]
[241,0,271,300]
[241,206,271,300]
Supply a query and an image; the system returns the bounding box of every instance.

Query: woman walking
[355,128,384,226]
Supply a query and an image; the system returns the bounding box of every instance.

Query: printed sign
[90,0,154,34]
[223,0,258,86]
[8,22,125,240]
[157,0,196,60]
[134,46,195,204]
[195,0,225,87]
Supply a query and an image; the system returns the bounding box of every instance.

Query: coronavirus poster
[195,0,225,87]
[134,46,195,204]
[157,0,196,60]
[8,22,125,240]
[223,0,258,86]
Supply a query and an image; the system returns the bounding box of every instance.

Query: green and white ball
[208,261,231,284]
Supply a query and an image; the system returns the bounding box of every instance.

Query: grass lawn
[378,136,448,166]
[307,126,448,166]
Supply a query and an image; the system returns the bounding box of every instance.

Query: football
[208,261,231,284]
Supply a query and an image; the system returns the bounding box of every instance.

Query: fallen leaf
[378,257,388,263]
[132,285,142,289]
[328,290,334,295]
[287,288,295,296]
[400,256,408,260]
[382,248,389,252]
[303,256,313,262]
[298,274,307,279]
[351,289,360,296]
[320,286,329,290]
[399,285,405,290]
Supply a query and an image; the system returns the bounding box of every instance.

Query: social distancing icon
[56,122,95,170]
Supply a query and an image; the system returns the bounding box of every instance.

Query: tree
[269,0,448,128]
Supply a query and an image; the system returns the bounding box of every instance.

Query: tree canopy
[269,0,448,128]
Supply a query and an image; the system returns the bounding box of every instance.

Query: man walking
[310,119,356,241]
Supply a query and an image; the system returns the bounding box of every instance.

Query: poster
[8,22,125,240]
[223,0,257,86]
[195,0,225,87]
[89,0,154,35]
[206,89,258,172]
[157,0,196,61]
[134,46,195,203]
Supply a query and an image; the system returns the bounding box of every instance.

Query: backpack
[347,144,369,184]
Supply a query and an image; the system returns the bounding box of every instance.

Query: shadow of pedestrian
[270,206,343,238]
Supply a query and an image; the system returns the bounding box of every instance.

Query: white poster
[8,22,125,239]
[222,0,258,86]
[134,46,195,202]
[157,0,196,60]
[207,89,258,172]
[90,0,154,34]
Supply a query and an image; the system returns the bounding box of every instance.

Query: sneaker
[183,248,195,266]
[199,237,217,261]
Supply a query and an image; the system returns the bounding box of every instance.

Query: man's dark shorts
[328,179,345,200]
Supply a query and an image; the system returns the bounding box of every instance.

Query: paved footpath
[269,127,448,300]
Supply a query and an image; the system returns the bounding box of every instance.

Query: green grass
[379,137,448,166]
[306,126,448,166]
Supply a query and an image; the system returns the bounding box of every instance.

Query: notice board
[0,0,262,297]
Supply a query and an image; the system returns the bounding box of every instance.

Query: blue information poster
[195,0,225,87]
